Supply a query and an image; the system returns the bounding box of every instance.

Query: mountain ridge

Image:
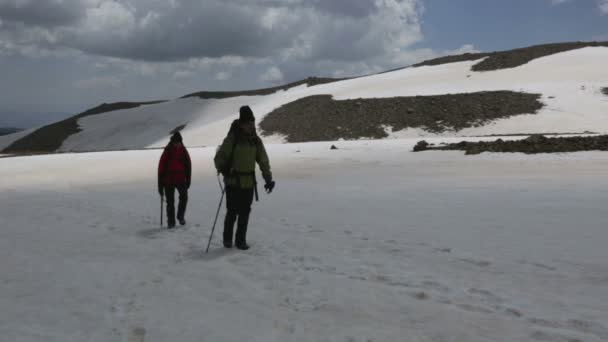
[2,41,608,154]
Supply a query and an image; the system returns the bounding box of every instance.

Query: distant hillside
[0,127,23,136]
[181,77,345,99]
[413,41,608,71]
[2,41,607,154]
[3,101,165,154]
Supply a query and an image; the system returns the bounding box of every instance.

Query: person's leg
[176,184,188,225]
[223,186,238,247]
[165,185,176,228]
[235,187,255,249]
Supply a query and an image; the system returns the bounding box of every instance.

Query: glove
[186,179,191,190]
[264,180,275,194]
[158,182,164,196]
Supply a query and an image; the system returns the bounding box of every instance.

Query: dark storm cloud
[64,1,299,61]
[0,0,423,63]
[0,0,85,27]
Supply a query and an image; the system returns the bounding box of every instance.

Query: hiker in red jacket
[158,132,191,228]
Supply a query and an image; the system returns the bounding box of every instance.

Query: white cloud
[260,66,284,82]
[261,7,285,30]
[81,1,136,34]
[599,0,608,14]
[173,70,195,80]
[448,44,480,55]
[550,0,608,14]
[194,56,252,69]
[215,71,231,81]
[75,76,122,89]
[100,59,161,76]
[70,53,259,86]
[329,61,384,78]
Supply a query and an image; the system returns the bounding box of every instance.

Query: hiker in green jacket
[214,105,275,250]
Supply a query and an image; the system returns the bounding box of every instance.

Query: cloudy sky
[0,0,607,128]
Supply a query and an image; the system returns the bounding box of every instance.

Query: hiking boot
[179,218,186,226]
[168,223,176,229]
[235,243,250,250]
[223,240,233,248]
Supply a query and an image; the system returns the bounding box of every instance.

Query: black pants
[223,186,255,245]
[164,184,188,225]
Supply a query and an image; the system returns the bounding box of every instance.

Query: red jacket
[158,144,192,186]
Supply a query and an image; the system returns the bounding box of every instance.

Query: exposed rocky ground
[2,101,165,154]
[0,127,22,136]
[414,134,608,155]
[182,77,345,99]
[602,87,608,96]
[413,41,608,72]
[260,91,543,142]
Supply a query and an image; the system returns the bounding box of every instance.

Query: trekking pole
[160,194,164,228]
[206,173,225,253]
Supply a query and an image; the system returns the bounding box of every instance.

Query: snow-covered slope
[3,43,608,342]
[0,127,38,151]
[2,140,608,341]
[3,46,608,153]
[59,46,608,152]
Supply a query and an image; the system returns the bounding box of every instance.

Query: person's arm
[184,147,192,188]
[256,138,273,185]
[158,150,167,195]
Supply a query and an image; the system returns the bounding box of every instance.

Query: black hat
[239,105,255,122]
[170,131,183,143]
